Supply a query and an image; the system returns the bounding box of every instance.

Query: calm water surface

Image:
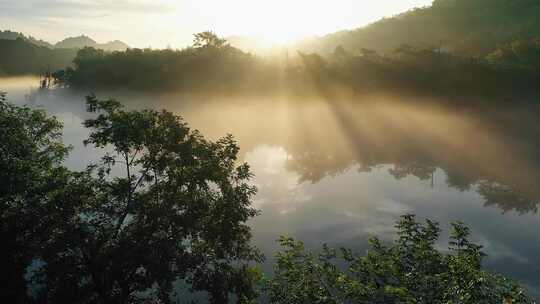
[4,78,540,298]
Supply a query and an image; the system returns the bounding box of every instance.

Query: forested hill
[296,0,540,56]
[0,38,77,75]
[0,30,53,48]
[0,31,129,75]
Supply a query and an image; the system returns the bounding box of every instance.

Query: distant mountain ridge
[54,35,129,51]
[0,30,129,51]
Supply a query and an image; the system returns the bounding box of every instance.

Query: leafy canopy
[34,95,262,303]
[0,95,70,303]
[267,214,533,304]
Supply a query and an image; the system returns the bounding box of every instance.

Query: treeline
[0,38,77,75]
[296,38,540,98]
[1,92,534,303]
[1,92,262,303]
[54,32,278,93]
[53,32,540,99]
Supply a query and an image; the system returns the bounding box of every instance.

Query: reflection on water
[2,77,540,297]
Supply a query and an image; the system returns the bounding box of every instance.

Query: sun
[177,0,356,45]
[203,0,327,46]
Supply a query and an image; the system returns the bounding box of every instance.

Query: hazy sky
[0,0,434,48]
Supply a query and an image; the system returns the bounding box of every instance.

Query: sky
[0,0,434,48]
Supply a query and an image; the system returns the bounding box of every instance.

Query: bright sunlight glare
[179,0,434,46]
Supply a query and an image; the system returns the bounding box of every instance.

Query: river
[3,77,540,299]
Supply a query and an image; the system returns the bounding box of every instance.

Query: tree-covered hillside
[297,0,540,56]
[0,33,129,75]
[0,38,77,75]
[0,30,53,48]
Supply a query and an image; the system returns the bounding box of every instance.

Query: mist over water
[3,77,540,297]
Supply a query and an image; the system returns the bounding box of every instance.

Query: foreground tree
[0,94,70,303]
[267,214,533,304]
[38,95,262,303]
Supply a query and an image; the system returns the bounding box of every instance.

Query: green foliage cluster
[0,94,71,302]
[267,214,534,304]
[1,94,262,303]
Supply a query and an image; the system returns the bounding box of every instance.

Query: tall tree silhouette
[37,95,262,303]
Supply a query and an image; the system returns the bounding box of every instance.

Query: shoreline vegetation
[3,30,540,103]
